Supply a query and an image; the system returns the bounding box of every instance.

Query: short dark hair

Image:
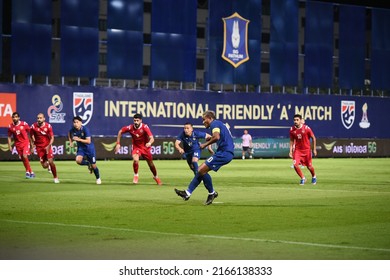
[203,110,216,120]
[294,114,302,119]
[73,116,82,122]
[12,112,20,117]
[133,113,142,119]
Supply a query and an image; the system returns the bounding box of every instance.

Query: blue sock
[202,173,214,193]
[192,162,199,176]
[187,174,203,194]
[80,160,89,166]
[93,167,100,179]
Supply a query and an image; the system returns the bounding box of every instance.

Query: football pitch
[0,158,389,260]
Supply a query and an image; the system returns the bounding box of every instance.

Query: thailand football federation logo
[222,12,250,68]
[341,100,355,129]
[73,92,93,125]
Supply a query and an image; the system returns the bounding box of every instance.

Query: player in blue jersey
[175,122,214,175]
[175,111,234,205]
[68,116,101,185]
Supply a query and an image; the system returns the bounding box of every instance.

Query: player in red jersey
[115,113,162,185]
[7,112,35,179]
[289,114,317,185]
[30,113,59,183]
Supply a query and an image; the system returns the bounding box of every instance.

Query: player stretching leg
[175,111,234,205]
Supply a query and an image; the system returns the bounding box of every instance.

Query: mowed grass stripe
[2,219,390,253]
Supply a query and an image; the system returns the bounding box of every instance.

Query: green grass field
[0,158,389,260]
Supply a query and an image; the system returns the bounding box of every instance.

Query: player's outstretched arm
[115,129,123,154]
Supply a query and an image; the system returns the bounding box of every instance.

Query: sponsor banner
[47,94,66,124]
[0,84,390,139]
[0,93,17,127]
[2,137,389,161]
[234,138,290,158]
[316,138,390,157]
[0,137,177,161]
[0,137,207,161]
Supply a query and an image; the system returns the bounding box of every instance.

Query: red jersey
[289,124,314,151]
[8,121,31,147]
[30,122,54,148]
[121,123,153,148]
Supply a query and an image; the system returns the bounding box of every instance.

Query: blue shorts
[77,147,97,164]
[205,151,234,172]
[185,149,201,165]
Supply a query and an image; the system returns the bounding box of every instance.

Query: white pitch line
[1,219,389,253]
[234,125,291,129]
[258,186,390,195]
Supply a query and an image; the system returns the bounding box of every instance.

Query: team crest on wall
[73,92,93,125]
[341,100,355,129]
[222,12,250,68]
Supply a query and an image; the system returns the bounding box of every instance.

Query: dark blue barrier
[11,0,52,75]
[1,84,390,139]
[207,0,261,85]
[60,0,99,77]
[0,0,2,74]
[107,0,143,80]
[304,1,333,88]
[371,9,390,90]
[339,5,365,89]
[270,0,298,87]
[107,30,143,79]
[150,0,197,82]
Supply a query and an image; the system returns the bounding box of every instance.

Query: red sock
[294,165,304,178]
[149,165,157,177]
[50,162,58,178]
[22,157,32,173]
[307,166,316,177]
[133,161,139,174]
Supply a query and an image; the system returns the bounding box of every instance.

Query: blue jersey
[69,125,95,152]
[176,130,207,154]
[209,120,234,154]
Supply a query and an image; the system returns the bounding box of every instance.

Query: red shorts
[132,145,153,161]
[36,146,54,163]
[293,149,313,167]
[15,142,31,157]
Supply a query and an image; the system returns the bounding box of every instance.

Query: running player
[30,113,59,183]
[7,112,35,179]
[68,116,101,184]
[115,113,162,185]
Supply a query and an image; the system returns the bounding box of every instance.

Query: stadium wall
[1,84,390,140]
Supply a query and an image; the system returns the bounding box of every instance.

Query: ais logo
[0,93,16,127]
